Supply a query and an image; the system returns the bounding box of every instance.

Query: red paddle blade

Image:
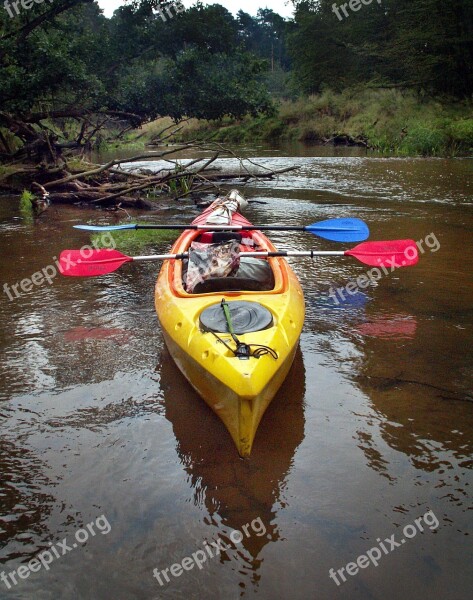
[59,249,132,277]
[346,240,419,267]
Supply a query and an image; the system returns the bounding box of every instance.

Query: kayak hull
[155,209,305,456]
[161,328,299,457]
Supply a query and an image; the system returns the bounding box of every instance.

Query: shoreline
[167,88,473,158]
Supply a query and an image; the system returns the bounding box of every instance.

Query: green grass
[170,87,473,156]
[19,190,34,223]
[91,224,178,254]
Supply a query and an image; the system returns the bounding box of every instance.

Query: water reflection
[354,314,417,339]
[353,325,473,467]
[160,346,305,584]
[0,438,55,563]
[312,289,473,537]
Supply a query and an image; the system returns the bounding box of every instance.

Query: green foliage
[398,125,448,156]
[167,170,194,198]
[19,190,35,222]
[264,68,296,100]
[1,0,470,162]
[105,2,276,121]
[237,8,293,71]
[0,164,18,181]
[108,47,274,121]
[0,129,22,154]
[1,0,276,159]
[158,49,274,120]
[447,119,473,150]
[174,87,473,156]
[289,0,473,98]
[0,2,109,114]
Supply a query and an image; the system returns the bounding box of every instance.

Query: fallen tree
[1,134,299,212]
[42,145,299,209]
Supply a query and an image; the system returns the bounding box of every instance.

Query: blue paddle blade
[305,218,369,242]
[73,224,137,232]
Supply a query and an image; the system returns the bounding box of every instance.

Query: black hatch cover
[200,301,274,334]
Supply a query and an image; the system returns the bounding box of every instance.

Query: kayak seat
[197,232,244,244]
[184,257,275,294]
[197,231,259,250]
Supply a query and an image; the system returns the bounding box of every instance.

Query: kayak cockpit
[169,228,288,298]
[184,257,275,294]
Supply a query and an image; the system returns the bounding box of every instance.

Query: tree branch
[1,0,93,46]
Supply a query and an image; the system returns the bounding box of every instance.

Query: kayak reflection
[159,345,306,567]
[355,314,417,339]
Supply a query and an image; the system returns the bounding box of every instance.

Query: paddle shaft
[73,218,369,243]
[62,250,345,269]
[131,250,344,261]
[119,224,353,232]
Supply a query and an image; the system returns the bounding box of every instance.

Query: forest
[0,0,472,166]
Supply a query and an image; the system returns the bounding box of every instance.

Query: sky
[97,0,295,19]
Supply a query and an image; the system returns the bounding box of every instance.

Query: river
[0,145,472,599]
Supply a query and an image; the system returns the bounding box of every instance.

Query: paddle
[59,240,418,277]
[73,217,370,243]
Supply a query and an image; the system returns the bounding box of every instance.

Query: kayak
[155,201,305,457]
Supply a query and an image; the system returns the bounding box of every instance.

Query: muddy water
[0,148,472,600]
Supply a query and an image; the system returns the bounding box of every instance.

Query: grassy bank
[169,88,473,157]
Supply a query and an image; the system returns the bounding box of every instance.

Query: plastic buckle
[236,343,250,360]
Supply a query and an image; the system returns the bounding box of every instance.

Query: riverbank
[167,88,473,157]
[1,88,470,202]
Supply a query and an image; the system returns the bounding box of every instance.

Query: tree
[237,8,292,70]
[288,0,473,96]
[0,1,274,163]
[154,48,273,120]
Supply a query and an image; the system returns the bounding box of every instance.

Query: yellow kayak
[155,206,305,457]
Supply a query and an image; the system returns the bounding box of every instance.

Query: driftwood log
[22,145,300,209]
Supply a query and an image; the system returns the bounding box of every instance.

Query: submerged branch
[5,139,300,210]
